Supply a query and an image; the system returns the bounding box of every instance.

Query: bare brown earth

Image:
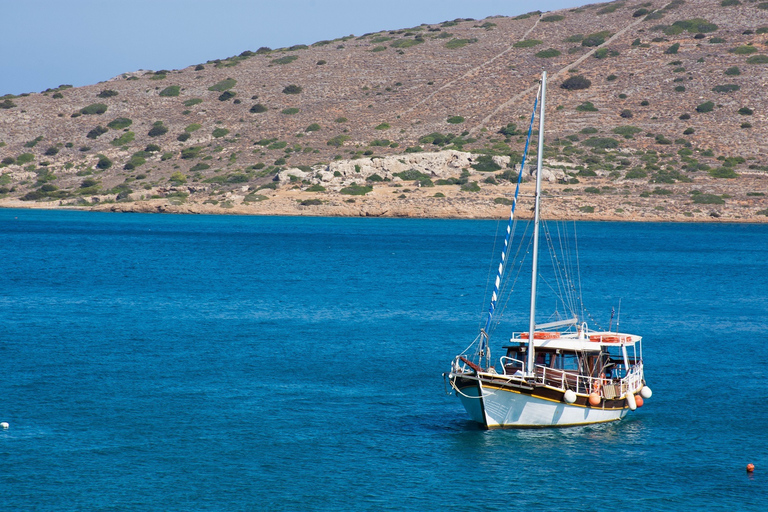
[1,0,767,222]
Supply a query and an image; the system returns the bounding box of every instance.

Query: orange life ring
[589,335,629,343]
[520,331,560,340]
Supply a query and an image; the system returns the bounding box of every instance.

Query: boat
[444,72,652,428]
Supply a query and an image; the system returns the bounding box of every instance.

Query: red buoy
[635,395,644,407]
[747,463,755,473]
[588,393,601,406]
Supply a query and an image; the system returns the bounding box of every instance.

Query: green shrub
[535,48,561,58]
[181,146,202,159]
[375,122,391,130]
[709,167,738,178]
[189,163,210,172]
[148,122,168,137]
[594,48,619,59]
[471,155,501,172]
[664,43,680,54]
[513,39,543,48]
[282,84,303,94]
[111,131,135,146]
[670,18,719,33]
[712,84,740,93]
[561,75,591,90]
[306,184,326,192]
[334,117,348,123]
[17,153,34,164]
[271,55,298,65]
[169,171,187,185]
[159,85,180,97]
[460,181,481,192]
[281,107,299,115]
[445,38,475,49]
[80,103,108,115]
[692,193,725,204]
[107,117,132,129]
[218,91,236,101]
[582,137,619,148]
[620,109,633,118]
[696,101,715,113]
[86,125,108,139]
[340,183,372,195]
[709,37,726,44]
[541,14,565,22]
[177,132,190,142]
[738,107,754,115]
[394,169,431,180]
[212,128,229,138]
[327,135,349,147]
[0,99,17,109]
[725,66,741,76]
[446,116,464,124]
[576,101,598,112]
[746,55,768,64]
[208,78,237,92]
[721,0,740,6]
[730,45,758,55]
[625,168,648,179]
[250,103,268,113]
[390,38,424,48]
[305,123,321,132]
[97,89,118,98]
[612,125,642,137]
[582,31,612,47]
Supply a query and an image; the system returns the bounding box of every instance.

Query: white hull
[458,381,629,428]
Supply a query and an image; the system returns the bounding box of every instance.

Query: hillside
[1,0,767,222]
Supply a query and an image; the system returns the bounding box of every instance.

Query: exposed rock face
[278,150,512,186]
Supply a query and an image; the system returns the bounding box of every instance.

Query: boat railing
[534,363,644,398]
[500,356,525,375]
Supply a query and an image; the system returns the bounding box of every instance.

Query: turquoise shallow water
[1,209,766,510]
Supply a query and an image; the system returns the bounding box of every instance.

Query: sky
[1,0,598,96]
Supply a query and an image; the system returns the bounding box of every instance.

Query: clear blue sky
[1,0,595,96]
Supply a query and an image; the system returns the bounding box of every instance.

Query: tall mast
[526,71,547,376]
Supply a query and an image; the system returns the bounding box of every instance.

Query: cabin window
[554,353,579,371]
[535,352,553,367]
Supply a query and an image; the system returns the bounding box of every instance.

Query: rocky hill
[1,0,767,222]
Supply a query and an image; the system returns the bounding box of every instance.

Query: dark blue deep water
[1,209,767,511]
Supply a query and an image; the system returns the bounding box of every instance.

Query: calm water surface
[1,209,766,511]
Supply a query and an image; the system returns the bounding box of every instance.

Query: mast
[526,71,547,376]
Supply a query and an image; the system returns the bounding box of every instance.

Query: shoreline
[3,191,767,224]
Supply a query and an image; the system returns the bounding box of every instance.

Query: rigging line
[480,81,542,349]
[555,221,579,317]
[490,219,533,335]
[541,221,574,320]
[573,220,586,324]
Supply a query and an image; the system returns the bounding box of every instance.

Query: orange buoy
[635,395,644,407]
[588,393,601,406]
[747,463,755,473]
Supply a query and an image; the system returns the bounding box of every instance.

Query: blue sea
[1,208,766,511]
